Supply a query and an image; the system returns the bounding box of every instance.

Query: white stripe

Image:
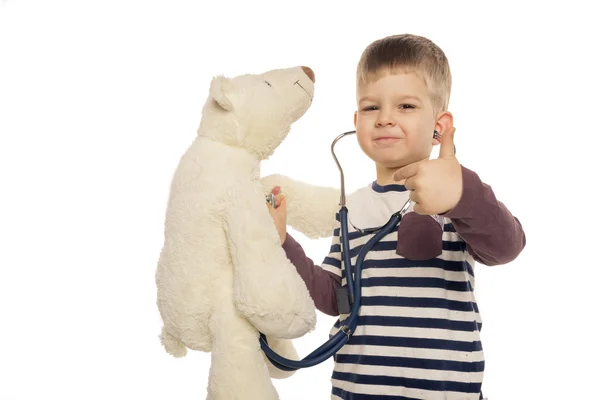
[361,286,476,302]
[360,264,471,282]
[331,378,481,400]
[442,230,463,239]
[349,323,477,342]
[349,247,467,263]
[344,230,465,247]
[335,344,484,363]
[354,248,469,263]
[347,232,383,247]
[334,362,484,384]
[321,263,342,277]
[358,304,479,324]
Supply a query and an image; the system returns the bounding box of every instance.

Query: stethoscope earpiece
[432,130,455,153]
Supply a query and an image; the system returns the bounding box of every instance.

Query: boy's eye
[399,104,416,109]
[362,106,378,111]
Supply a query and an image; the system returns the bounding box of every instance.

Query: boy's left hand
[266,186,288,244]
[393,127,462,215]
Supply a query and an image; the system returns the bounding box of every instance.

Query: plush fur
[155,66,335,400]
[260,174,340,239]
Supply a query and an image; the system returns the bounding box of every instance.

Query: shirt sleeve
[281,219,342,316]
[442,165,527,266]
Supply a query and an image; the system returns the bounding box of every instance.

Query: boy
[267,34,525,400]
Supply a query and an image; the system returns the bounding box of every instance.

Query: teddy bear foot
[159,326,187,358]
[261,336,299,379]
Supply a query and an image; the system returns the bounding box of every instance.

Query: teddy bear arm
[260,174,340,239]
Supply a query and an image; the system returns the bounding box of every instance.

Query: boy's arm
[282,232,342,317]
[442,166,526,266]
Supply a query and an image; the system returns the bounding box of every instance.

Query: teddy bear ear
[209,75,234,111]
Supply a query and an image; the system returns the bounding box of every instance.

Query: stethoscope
[259,130,415,371]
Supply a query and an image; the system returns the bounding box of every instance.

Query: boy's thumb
[278,196,287,211]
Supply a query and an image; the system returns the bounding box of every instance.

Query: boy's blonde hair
[357,34,452,114]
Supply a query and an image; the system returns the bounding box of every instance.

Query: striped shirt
[282,166,526,400]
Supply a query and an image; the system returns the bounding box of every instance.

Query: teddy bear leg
[206,301,279,400]
[262,336,299,379]
[224,191,317,340]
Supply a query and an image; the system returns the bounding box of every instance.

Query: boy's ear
[353,111,357,127]
[433,111,454,145]
[210,75,234,111]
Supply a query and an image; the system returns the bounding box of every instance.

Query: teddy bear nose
[301,66,315,83]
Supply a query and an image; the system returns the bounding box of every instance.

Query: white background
[1,1,598,399]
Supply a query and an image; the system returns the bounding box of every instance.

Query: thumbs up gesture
[393,127,462,215]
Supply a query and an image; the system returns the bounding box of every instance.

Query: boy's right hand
[266,186,287,244]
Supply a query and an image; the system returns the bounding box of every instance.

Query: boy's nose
[301,66,315,83]
[376,114,395,126]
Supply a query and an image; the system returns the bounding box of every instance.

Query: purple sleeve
[282,233,341,316]
[442,166,526,266]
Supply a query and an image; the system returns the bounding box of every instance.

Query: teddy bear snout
[301,66,315,83]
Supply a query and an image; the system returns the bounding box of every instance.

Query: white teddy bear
[155,65,336,400]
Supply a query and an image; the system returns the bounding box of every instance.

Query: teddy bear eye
[264,80,272,87]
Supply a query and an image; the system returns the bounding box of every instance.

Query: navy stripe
[365,240,466,252]
[361,296,480,313]
[335,215,456,231]
[327,249,474,277]
[332,371,481,394]
[443,240,466,251]
[332,386,422,400]
[335,353,484,373]
[361,277,473,292]
[444,223,456,232]
[347,239,466,257]
[357,315,479,332]
[333,228,375,240]
[359,258,474,277]
[371,181,408,193]
[323,256,341,268]
[342,314,483,332]
[348,335,482,352]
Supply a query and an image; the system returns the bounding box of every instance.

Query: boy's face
[354,70,446,170]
